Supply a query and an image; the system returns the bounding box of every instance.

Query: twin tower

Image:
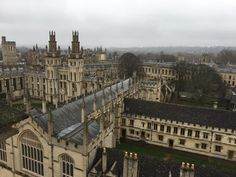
[47,31,81,58]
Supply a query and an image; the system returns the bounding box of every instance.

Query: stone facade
[121,98,236,161]
[1,36,18,65]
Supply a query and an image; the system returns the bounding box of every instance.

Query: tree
[159,51,177,62]
[216,50,236,64]
[118,53,143,79]
[174,63,227,106]
[174,61,191,98]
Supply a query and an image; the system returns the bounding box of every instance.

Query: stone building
[0,78,234,177]
[0,32,119,107]
[0,78,136,177]
[121,98,236,161]
[217,67,236,88]
[1,36,18,65]
[142,62,176,81]
[0,65,25,101]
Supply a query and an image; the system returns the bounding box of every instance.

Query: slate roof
[31,79,131,144]
[0,105,28,128]
[0,104,27,141]
[91,148,233,177]
[124,98,236,130]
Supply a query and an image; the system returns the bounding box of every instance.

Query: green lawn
[117,140,236,176]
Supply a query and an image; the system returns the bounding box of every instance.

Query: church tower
[45,31,61,107]
[1,36,18,65]
[67,31,84,100]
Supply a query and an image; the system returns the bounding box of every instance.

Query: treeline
[137,51,177,62]
[174,62,227,107]
[215,49,236,64]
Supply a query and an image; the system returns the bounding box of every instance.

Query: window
[215,145,222,152]
[195,131,200,138]
[166,126,171,133]
[180,128,185,136]
[158,135,163,141]
[61,154,74,177]
[147,123,152,129]
[187,129,192,137]
[129,129,134,135]
[195,143,199,149]
[0,141,7,162]
[173,127,178,134]
[154,124,158,130]
[215,134,222,141]
[160,125,164,132]
[201,143,207,149]
[203,133,209,139]
[179,139,186,145]
[121,119,126,126]
[129,120,134,127]
[141,122,145,127]
[21,131,44,176]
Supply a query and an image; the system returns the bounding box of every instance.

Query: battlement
[49,31,56,41]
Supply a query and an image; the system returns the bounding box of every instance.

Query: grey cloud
[0,0,236,47]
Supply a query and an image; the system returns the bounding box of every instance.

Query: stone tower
[67,31,84,98]
[31,44,40,65]
[45,31,61,107]
[70,31,80,58]
[1,36,18,65]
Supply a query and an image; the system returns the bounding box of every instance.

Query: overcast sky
[1,0,236,48]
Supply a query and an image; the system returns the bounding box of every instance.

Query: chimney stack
[102,148,107,174]
[123,152,138,177]
[180,162,195,177]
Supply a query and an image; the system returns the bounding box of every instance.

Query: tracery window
[21,131,44,176]
[61,154,74,177]
[0,141,7,162]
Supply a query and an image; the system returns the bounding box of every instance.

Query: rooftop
[0,104,28,141]
[91,147,233,177]
[31,78,131,144]
[124,98,236,130]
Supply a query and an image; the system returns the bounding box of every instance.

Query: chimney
[123,152,138,177]
[180,162,195,177]
[213,101,218,109]
[102,148,107,173]
[169,171,172,177]
[123,152,128,177]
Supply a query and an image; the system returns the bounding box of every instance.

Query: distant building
[1,36,18,65]
[216,66,236,88]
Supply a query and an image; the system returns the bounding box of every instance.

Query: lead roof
[31,79,131,144]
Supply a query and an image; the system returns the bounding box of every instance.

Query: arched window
[20,131,44,176]
[61,154,74,177]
